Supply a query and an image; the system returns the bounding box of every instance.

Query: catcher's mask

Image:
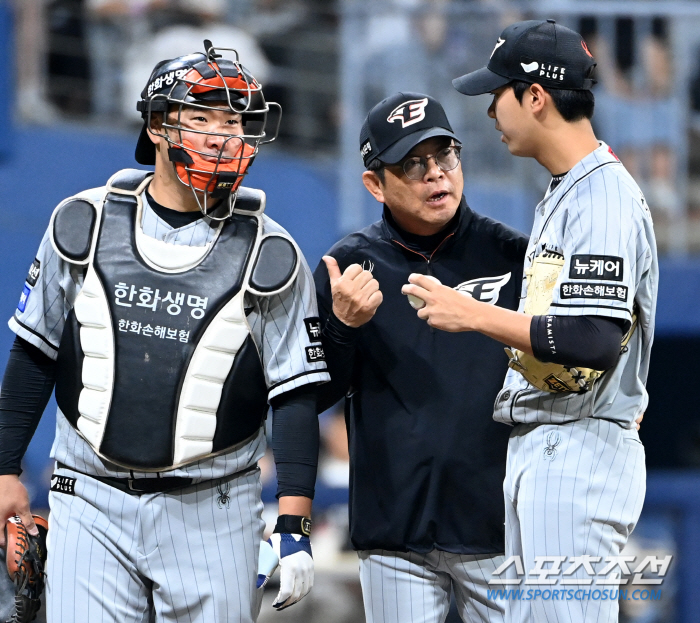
[135,40,281,218]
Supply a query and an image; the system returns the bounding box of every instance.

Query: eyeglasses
[400,145,462,180]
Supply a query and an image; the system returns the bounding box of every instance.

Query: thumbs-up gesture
[322,256,383,328]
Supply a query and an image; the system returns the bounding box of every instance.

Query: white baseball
[405,275,442,310]
[407,294,426,310]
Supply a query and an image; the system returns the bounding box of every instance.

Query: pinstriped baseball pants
[504,418,646,623]
[45,466,265,623]
[359,549,506,623]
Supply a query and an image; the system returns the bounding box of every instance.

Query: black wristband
[273,514,312,536]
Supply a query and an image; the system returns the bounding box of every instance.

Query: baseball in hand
[405,275,441,309]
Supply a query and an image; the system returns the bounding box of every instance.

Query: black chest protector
[52,169,299,470]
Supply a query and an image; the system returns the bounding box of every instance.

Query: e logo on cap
[387,98,428,128]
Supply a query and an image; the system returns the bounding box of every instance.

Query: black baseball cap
[453,19,596,96]
[359,92,460,167]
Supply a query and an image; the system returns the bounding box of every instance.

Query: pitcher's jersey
[9,185,329,479]
[493,142,658,429]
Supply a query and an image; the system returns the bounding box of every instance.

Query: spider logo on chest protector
[543,431,562,461]
[217,481,231,508]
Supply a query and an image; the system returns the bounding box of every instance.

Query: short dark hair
[511,80,595,122]
[367,158,386,183]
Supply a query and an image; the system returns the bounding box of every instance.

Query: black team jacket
[314,198,528,554]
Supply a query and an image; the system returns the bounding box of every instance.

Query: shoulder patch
[560,282,627,301]
[569,255,623,281]
[52,199,97,262]
[250,235,298,294]
[305,345,325,363]
[304,317,322,342]
[17,285,31,313]
[18,258,42,312]
[26,258,41,287]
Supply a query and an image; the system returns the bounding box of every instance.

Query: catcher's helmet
[135,40,281,217]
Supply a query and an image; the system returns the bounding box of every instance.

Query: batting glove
[256,540,279,589]
[266,515,313,610]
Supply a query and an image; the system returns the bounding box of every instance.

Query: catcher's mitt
[4,516,48,623]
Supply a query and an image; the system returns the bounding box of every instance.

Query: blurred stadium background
[0,0,699,621]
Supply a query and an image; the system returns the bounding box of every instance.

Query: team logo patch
[560,283,628,301]
[569,255,623,281]
[26,258,41,287]
[50,475,76,495]
[216,481,231,509]
[17,285,31,313]
[304,317,322,343]
[543,431,562,460]
[387,98,428,128]
[454,272,511,305]
[306,345,325,363]
[521,61,539,73]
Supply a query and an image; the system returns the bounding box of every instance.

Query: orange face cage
[142,41,281,218]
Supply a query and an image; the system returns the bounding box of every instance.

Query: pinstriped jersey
[493,142,658,428]
[9,185,329,479]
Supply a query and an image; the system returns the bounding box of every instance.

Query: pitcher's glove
[266,515,313,610]
[4,515,49,623]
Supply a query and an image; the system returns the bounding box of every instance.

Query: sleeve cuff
[0,467,23,477]
[268,370,331,402]
[324,311,360,344]
[8,317,59,361]
[548,302,633,320]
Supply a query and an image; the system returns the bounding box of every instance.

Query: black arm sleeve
[270,386,319,500]
[531,315,626,370]
[316,311,359,413]
[0,336,57,476]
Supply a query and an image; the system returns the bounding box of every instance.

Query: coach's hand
[0,474,38,548]
[323,256,383,328]
[267,532,314,610]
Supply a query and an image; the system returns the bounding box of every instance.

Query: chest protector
[51,169,299,470]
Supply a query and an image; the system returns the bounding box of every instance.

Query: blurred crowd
[345,2,700,248]
[12,0,337,150]
[12,1,700,242]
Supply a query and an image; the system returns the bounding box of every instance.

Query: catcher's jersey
[9,185,329,479]
[493,142,658,429]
